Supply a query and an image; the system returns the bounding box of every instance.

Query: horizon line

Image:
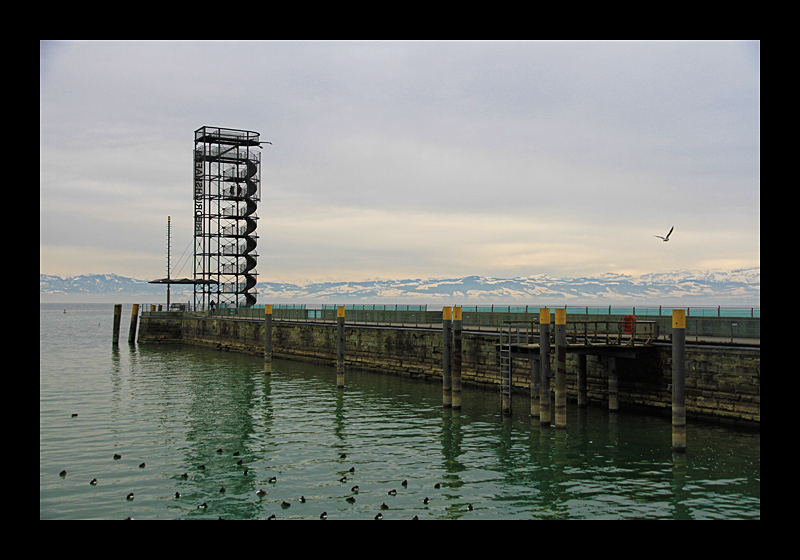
[40,266,761,284]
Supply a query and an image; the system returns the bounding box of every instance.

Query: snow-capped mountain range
[40,268,760,305]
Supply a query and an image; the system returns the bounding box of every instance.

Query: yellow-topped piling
[672,309,686,329]
[442,306,452,408]
[540,307,551,325]
[672,309,687,452]
[337,306,345,387]
[452,306,462,410]
[539,308,551,426]
[554,308,567,428]
[264,305,273,373]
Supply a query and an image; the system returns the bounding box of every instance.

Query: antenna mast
[167,216,171,309]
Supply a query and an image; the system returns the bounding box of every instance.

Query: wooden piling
[264,304,273,373]
[554,308,567,428]
[530,357,540,418]
[128,303,139,344]
[608,356,619,412]
[577,354,587,408]
[452,306,462,410]
[337,306,345,388]
[442,306,452,408]
[539,308,551,426]
[112,304,122,345]
[672,309,687,453]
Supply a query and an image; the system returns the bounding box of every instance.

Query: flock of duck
[58,438,474,520]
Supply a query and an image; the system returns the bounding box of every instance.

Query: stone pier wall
[138,314,759,425]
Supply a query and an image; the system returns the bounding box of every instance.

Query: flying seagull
[653,226,674,242]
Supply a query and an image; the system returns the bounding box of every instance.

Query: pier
[135,304,759,435]
[498,311,658,418]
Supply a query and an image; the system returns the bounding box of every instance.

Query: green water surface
[40,304,759,520]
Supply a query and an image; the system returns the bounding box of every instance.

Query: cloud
[40,244,163,277]
[40,40,760,288]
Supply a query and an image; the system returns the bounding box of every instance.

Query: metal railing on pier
[501,319,657,349]
[137,303,760,343]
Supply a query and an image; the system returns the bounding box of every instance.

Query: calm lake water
[40,303,760,520]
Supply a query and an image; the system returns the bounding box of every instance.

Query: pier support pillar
[442,306,452,408]
[452,306,462,410]
[530,357,540,418]
[608,356,619,412]
[264,305,273,373]
[554,308,567,428]
[672,309,687,453]
[539,308,551,426]
[128,303,139,344]
[577,354,587,408]
[337,306,345,388]
[112,304,122,345]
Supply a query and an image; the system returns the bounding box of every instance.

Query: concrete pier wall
[138,313,759,425]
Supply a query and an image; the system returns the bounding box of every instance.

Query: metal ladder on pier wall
[500,322,530,415]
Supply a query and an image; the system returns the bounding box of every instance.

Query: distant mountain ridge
[40,268,760,305]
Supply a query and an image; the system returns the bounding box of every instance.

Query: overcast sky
[40,40,759,284]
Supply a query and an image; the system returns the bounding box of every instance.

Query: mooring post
[264,304,273,373]
[337,306,345,388]
[672,309,687,453]
[554,308,567,428]
[530,356,540,418]
[112,304,122,345]
[539,308,551,426]
[452,306,462,410]
[442,306,452,408]
[128,303,139,344]
[608,356,619,412]
[577,354,587,408]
